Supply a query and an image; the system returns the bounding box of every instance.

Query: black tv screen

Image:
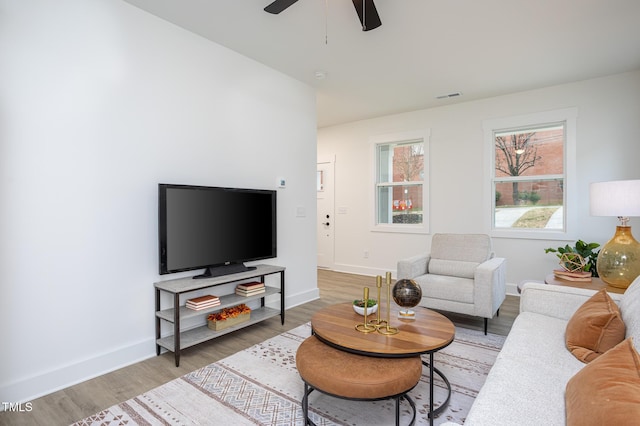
[159,184,277,278]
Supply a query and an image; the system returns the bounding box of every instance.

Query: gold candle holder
[355,286,376,333]
[378,272,398,335]
[368,275,387,327]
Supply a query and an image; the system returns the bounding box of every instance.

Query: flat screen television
[158,184,277,278]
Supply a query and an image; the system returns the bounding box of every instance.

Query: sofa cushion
[430,233,492,263]
[464,312,584,426]
[565,338,640,426]
[620,276,640,353]
[428,259,479,279]
[565,289,625,363]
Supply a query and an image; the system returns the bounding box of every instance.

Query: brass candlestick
[378,272,398,335]
[368,275,387,327]
[355,286,376,333]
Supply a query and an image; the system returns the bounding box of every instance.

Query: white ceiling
[123,0,640,128]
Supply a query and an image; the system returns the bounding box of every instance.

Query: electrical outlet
[363,250,369,259]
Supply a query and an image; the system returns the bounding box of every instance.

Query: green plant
[495,191,502,203]
[518,191,541,205]
[544,240,600,276]
[527,191,541,205]
[353,299,377,307]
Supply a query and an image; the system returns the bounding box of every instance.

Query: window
[372,130,430,234]
[484,108,577,239]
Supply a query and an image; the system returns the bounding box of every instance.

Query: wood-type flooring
[0,269,519,426]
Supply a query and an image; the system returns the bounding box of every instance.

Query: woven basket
[207,311,250,331]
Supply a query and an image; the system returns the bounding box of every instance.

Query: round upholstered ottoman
[296,335,422,426]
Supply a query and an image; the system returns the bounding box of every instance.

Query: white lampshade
[590,179,640,217]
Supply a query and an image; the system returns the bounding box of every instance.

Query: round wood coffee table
[311,302,455,425]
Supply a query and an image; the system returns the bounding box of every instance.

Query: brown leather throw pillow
[565,288,625,363]
[565,338,640,425]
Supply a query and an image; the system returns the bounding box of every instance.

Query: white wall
[318,70,640,290]
[0,0,318,403]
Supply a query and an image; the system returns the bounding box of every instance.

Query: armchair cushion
[429,259,479,279]
[430,233,493,263]
[416,275,475,304]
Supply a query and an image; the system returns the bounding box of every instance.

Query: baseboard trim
[285,288,320,309]
[1,338,155,405]
[330,263,396,278]
[506,282,519,296]
[1,291,318,405]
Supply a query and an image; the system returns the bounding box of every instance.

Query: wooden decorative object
[559,252,587,273]
[207,304,251,331]
[207,311,250,331]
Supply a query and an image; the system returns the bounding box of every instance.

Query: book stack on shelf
[186,295,220,310]
[235,281,266,297]
[553,269,592,282]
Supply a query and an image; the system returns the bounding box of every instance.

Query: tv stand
[194,263,256,279]
[154,264,285,367]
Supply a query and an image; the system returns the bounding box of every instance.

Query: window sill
[371,224,429,235]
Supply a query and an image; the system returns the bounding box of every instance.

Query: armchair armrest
[473,257,507,317]
[397,253,430,279]
[519,282,623,321]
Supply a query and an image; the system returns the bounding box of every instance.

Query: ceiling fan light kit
[264,0,382,31]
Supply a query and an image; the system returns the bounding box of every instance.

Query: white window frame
[483,108,577,240]
[370,129,430,234]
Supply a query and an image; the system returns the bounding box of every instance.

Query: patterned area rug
[73,323,505,425]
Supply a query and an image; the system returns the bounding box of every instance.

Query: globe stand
[398,309,416,320]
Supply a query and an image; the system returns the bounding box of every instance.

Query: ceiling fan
[264,0,382,31]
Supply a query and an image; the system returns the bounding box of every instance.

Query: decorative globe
[392,279,422,318]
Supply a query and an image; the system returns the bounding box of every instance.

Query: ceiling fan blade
[264,0,300,14]
[352,0,382,31]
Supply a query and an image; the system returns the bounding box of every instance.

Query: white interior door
[317,159,335,269]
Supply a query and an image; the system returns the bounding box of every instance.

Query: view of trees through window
[493,124,565,229]
[377,140,424,225]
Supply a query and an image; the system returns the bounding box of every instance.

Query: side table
[517,275,625,294]
[544,274,625,294]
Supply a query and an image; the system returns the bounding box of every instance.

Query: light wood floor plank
[0,269,519,425]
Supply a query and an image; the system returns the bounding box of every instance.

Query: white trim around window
[483,108,578,240]
[370,129,431,234]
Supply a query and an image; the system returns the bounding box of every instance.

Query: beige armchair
[397,233,506,334]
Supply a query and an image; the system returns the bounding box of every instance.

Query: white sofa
[397,234,506,334]
[445,277,640,426]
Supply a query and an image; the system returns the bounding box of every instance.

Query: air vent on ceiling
[436,92,462,99]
